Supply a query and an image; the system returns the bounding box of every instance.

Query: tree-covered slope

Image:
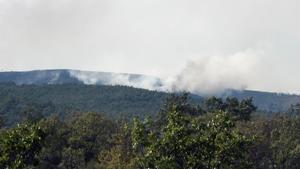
[1,70,300,114]
[0,83,169,126]
[0,69,162,88]
[225,90,300,112]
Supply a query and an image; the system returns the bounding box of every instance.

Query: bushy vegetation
[0,93,299,169]
[0,123,45,169]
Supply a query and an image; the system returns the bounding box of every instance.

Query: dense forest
[0,83,170,126]
[1,70,300,114]
[1,82,300,127]
[0,91,299,169]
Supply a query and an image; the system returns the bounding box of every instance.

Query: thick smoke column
[166,49,261,95]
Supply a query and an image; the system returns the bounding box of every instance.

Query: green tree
[238,98,256,121]
[270,116,300,169]
[205,97,256,121]
[37,115,69,169]
[0,116,3,128]
[60,148,85,169]
[201,112,254,168]
[205,97,225,112]
[287,103,300,116]
[238,115,300,169]
[64,112,116,166]
[131,107,254,169]
[0,123,45,169]
[157,93,204,129]
[97,122,137,169]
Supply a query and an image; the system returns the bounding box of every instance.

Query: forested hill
[1,82,300,126]
[0,69,162,87]
[225,90,300,112]
[1,70,300,126]
[0,83,170,126]
[0,70,81,85]
[1,70,300,114]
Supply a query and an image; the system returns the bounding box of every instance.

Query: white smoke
[69,70,162,90]
[69,49,263,96]
[163,49,262,95]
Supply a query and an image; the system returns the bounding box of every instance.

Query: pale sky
[0,0,300,93]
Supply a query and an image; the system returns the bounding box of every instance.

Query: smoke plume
[69,70,162,90]
[164,49,261,95]
[69,49,262,96]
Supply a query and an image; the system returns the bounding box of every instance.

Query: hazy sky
[0,0,300,93]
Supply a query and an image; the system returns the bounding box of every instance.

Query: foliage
[238,116,300,169]
[205,97,257,120]
[60,148,86,169]
[287,103,300,116]
[157,93,204,128]
[66,112,116,163]
[0,123,45,169]
[269,116,300,169]
[97,122,137,169]
[37,115,68,169]
[36,112,117,169]
[0,83,168,126]
[0,92,299,169]
[0,116,3,128]
[132,107,255,169]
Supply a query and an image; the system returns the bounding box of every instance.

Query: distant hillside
[0,70,80,85]
[0,69,162,89]
[224,90,300,112]
[1,70,300,114]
